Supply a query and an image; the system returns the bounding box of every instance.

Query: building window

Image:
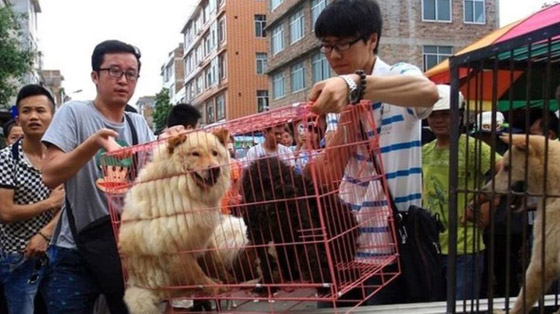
[272,72,285,100]
[311,52,331,83]
[289,9,304,44]
[256,53,268,74]
[290,61,305,93]
[464,0,485,23]
[216,94,225,120]
[218,19,226,42]
[271,0,283,10]
[196,75,203,95]
[311,0,327,31]
[219,53,226,79]
[205,68,213,88]
[255,15,266,38]
[257,90,269,112]
[271,25,284,55]
[423,45,453,71]
[422,0,451,22]
[206,102,215,123]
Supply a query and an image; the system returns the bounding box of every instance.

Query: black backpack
[397,205,446,302]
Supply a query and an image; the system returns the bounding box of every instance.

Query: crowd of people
[1,0,559,313]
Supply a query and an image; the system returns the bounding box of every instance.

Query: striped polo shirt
[330,58,432,261]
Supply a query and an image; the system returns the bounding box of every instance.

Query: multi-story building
[161,43,186,105]
[136,96,156,131]
[5,0,43,85]
[266,0,498,108]
[41,69,64,106]
[181,0,268,125]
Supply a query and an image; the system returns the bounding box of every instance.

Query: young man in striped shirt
[307,0,438,305]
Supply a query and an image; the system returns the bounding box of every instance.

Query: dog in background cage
[240,156,360,294]
[118,129,231,314]
[488,135,560,314]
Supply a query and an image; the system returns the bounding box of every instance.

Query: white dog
[119,129,231,314]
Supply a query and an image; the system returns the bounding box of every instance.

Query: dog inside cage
[443,21,560,314]
[99,103,401,313]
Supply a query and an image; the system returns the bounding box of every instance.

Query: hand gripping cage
[100,102,400,313]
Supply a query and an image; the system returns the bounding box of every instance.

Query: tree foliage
[153,88,172,135]
[0,6,35,108]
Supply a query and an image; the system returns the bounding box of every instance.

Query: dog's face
[167,129,231,203]
[488,134,549,195]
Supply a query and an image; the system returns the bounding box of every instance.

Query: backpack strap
[11,138,21,163]
[124,113,138,145]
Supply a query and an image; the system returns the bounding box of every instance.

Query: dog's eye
[212,150,219,157]
[191,152,200,157]
[503,165,510,172]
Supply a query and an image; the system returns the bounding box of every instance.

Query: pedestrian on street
[307,0,438,306]
[40,40,156,313]
[0,84,64,314]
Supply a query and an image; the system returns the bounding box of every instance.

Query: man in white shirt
[308,0,438,306]
[245,125,295,167]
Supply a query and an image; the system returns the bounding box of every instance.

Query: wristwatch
[340,75,360,104]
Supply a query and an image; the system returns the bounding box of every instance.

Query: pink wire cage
[100,101,400,313]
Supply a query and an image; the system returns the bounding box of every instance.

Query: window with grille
[272,25,284,55]
[256,53,268,74]
[312,52,331,83]
[272,72,285,99]
[255,15,266,38]
[290,9,304,44]
[291,61,305,93]
[257,90,269,112]
[423,45,453,71]
[422,0,451,22]
[464,0,485,23]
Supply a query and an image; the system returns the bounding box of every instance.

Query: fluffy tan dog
[488,135,560,314]
[119,129,231,314]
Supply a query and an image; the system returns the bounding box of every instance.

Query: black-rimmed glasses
[98,67,139,81]
[320,37,363,54]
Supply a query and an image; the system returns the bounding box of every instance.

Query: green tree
[152,88,172,135]
[0,6,35,108]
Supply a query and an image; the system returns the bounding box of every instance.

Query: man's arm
[25,210,62,257]
[42,128,119,188]
[0,186,63,223]
[309,74,438,115]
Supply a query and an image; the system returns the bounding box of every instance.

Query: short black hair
[91,40,142,72]
[2,119,16,137]
[166,103,201,128]
[15,84,55,111]
[315,0,382,54]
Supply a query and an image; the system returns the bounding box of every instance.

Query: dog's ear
[501,134,529,152]
[167,133,187,154]
[212,128,230,147]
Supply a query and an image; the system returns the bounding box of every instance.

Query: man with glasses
[41,40,155,313]
[307,0,438,306]
[0,84,64,314]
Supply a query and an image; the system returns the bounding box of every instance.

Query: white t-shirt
[245,143,295,167]
[331,58,432,262]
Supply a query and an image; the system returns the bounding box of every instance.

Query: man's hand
[93,128,120,152]
[24,233,48,258]
[461,203,491,229]
[309,76,356,115]
[158,125,186,140]
[48,185,64,210]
